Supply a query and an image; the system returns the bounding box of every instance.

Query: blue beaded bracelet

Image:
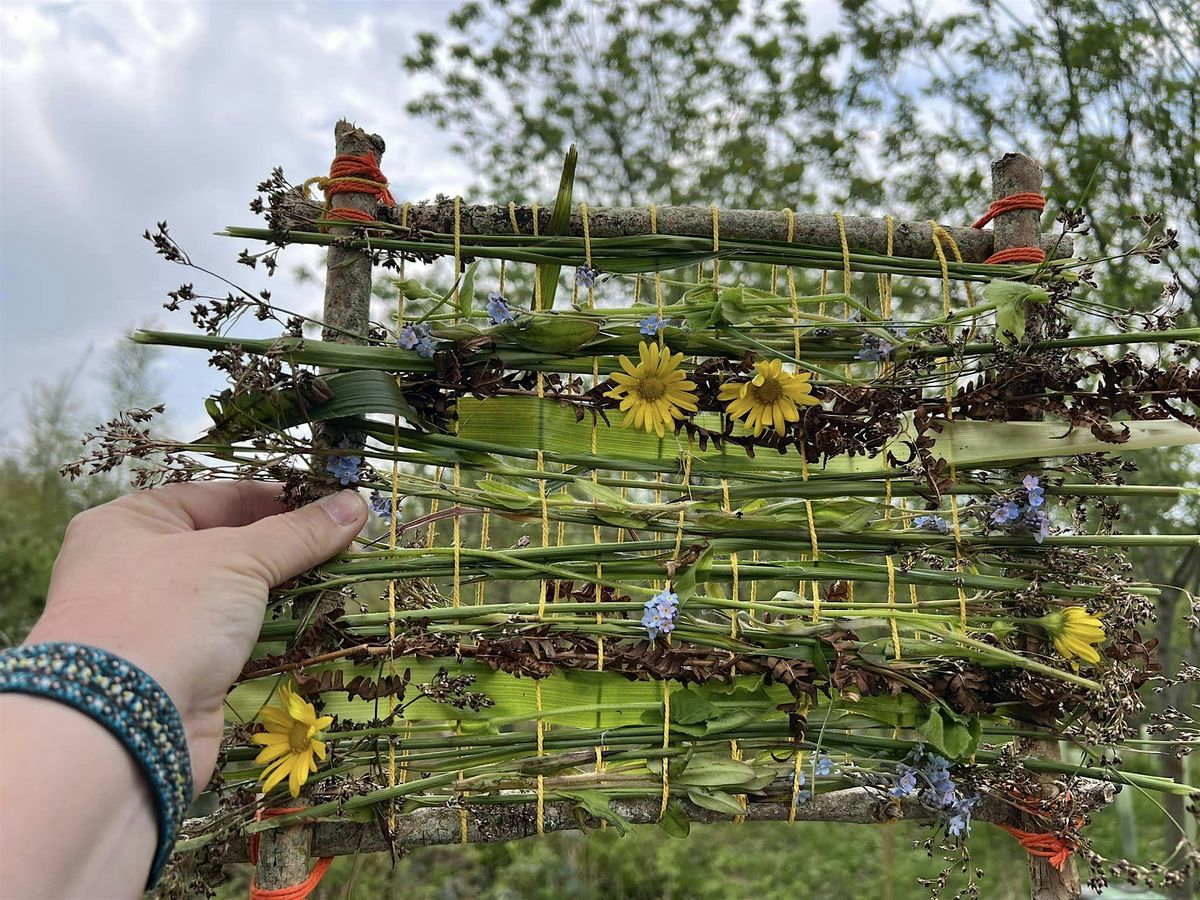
[0,642,194,888]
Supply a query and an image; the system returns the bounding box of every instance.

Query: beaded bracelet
[0,642,194,888]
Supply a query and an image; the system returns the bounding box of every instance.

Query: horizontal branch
[395,202,1072,263]
[191,780,1114,863]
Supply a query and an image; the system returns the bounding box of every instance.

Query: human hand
[26,481,367,791]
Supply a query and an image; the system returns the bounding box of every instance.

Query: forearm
[0,695,157,900]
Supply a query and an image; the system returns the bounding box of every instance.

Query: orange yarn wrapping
[324,153,395,225]
[972,191,1046,264]
[247,807,333,900]
[972,192,1045,229]
[995,822,1075,871]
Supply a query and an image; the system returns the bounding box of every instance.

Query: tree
[405,0,1199,306]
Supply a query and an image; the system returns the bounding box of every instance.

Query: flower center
[751,378,783,404]
[639,376,667,400]
[288,722,312,752]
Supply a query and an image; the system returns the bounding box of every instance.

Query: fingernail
[318,490,365,526]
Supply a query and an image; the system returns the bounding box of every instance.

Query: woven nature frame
[105,124,1199,898]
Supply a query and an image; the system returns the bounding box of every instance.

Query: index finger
[137,480,293,531]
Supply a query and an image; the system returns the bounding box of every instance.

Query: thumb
[235,490,368,586]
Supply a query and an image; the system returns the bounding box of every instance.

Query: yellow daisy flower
[253,682,333,797]
[718,358,820,436]
[605,340,698,437]
[1039,606,1106,665]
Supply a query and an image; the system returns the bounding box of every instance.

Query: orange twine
[995,822,1075,871]
[324,153,395,224]
[248,807,333,900]
[972,191,1046,264]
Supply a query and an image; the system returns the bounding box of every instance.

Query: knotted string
[972,192,1047,264]
[248,808,332,900]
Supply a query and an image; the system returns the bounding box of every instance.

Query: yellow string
[581,201,595,306]
[804,499,821,621]
[731,739,746,824]
[834,211,853,377]
[880,214,895,317]
[722,479,739,638]
[788,748,804,823]
[929,223,970,630]
[648,205,665,343]
[886,555,901,659]
[452,197,463,323]
[783,208,801,361]
[659,680,671,820]
[710,205,720,287]
[535,679,545,834]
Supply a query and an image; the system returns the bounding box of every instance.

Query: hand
[26,481,368,790]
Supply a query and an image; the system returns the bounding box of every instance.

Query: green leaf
[538,145,577,310]
[666,686,717,725]
[512,314,600,352]
[685,787,746,816]
[560,789,630,835]
[456,260,478,322]
[674,757,758,787]
[984,280,1049,345]
[657,800,691,838]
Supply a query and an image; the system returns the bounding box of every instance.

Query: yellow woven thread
[649,205,664,342]
[783,208,801,361]
[426,467,442,549]
[535,679,545,834]
[452,464,462,607]
[453,197,463,323]
[581,201,595,304]
[886,555,901,659]
[881,214,895,316]
[722,479,739,638]
[929,223,970,630]
[659,680,671,820]
[788,749,804,823]
[804,499,821,621]
[731,739,746,824]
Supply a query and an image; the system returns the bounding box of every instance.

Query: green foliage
[0,339,163,643]
[405,0,1199,307]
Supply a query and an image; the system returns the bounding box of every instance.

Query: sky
[0,0,472,442]
[0,0,1017,447]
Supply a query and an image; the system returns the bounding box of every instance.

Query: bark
[394,202,1071,262]
[255,119,384,893]
[198,781,1116,863]
[995,152,1083,900]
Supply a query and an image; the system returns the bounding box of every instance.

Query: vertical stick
[991,153,1082,900]
[255,119,384,892]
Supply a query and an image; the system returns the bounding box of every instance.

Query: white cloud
[0,0,470,446]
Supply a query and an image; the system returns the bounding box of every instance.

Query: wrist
[0,642,195,888]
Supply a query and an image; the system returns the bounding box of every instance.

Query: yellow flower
[1039,606,1106,665]
[718,359,820,436]
[253,682,333,797]
[605,341,698,437]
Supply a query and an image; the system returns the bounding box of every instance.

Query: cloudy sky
[0,0,473,441]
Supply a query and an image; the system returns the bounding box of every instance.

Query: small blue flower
[325,438,361,486]
[991,500,1021,525]
[1027,506,1051,543]
[397,322,428,350]
[639,314,667,337]
[887,323,910,341]
[856,336,892,362]
[890,765,919,799]
[415,336,437,358]
[369,489,395,521]
[815,752,835,776]
[576,265,601,288]
[948,812,970,837]
[642,589,679,641]
[486,292,517,326]
[793,770,810,804]
[914,514,949,534]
